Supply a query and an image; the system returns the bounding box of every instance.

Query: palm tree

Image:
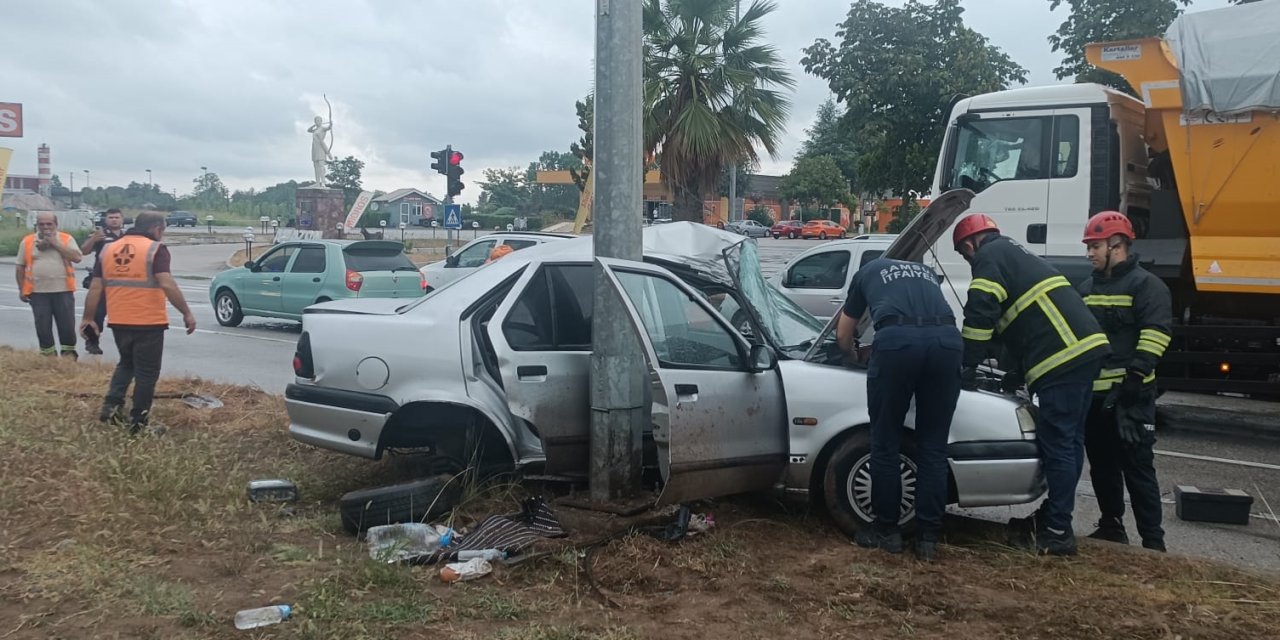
[643,0,794,222]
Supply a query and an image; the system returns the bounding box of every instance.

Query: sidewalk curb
[1157,400,1280,441]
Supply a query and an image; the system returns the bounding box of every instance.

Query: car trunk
[341,241,424,299]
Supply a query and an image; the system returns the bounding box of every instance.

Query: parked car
[210,239,426,327]
[771,219,805,239]
[418,231,572,291]
[166,211,199,227]
[725,219,771,238]
[800,219,848,240]
[770,234,898,318]
[286,190,1044,536]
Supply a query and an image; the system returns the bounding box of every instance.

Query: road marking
[1154,449,1280,472]
[0,306,292,343]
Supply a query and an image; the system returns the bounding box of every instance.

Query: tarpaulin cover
[1165,1,1280,114]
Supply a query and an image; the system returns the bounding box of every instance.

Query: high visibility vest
[102,235,169,326]
[19,232,77,296]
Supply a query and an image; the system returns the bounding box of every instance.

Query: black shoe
[1142,539,1167,553]
[914,534,939,562]
[98,403,124,425]
[1006,512,1043,550]
[855,526,904,554]
[1087,517,1130,545]
[85,340,103,355]
[1037,528,1078,557]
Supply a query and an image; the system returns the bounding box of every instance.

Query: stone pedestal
[295,187,346,239]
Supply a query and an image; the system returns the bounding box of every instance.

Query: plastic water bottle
[456,548,506,562]
[234,604,291,630]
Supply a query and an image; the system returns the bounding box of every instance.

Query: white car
[770,234,897,318]
[419,231,572,291]
[287,190,1042,535]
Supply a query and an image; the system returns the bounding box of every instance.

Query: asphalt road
[2,236,1276,572]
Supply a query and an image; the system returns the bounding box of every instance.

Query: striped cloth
[413,496,567,565]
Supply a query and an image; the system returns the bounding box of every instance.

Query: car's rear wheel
[214,289,243,327]
[772,233,780,239]
[839,231,847,239]
[822,429,918,537]
[819,232,828,240]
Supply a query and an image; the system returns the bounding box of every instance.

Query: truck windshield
[945,115,1078,192]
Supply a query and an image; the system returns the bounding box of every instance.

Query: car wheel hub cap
[217,297,233,321]
[846,452,918,525]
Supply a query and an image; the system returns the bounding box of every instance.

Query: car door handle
[312,277,321,283]
[516,365,548,381]
[674,383,699,398]
[828,297,844,305]
[272,276,281,282]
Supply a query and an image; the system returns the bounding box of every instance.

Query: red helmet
[952,214,1000,249]
[1082,211,1134,243]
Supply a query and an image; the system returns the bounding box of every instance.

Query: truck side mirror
[1026,224,1048,244]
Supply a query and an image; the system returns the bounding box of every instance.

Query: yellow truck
[928,1,1279,395]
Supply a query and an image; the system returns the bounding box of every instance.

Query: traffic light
[446,150,465,199]
[429,146,451,176]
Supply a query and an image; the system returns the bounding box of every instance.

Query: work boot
[1142,539,1167,553]
[855,524,904,554]
[1087,517,1130,545]
[1037,528,1078,557]
[60,348,78,360]
[127,410,164,436]
[1006,508,1045,550]
[98,403,125,426]
[85,339,103,355]
[914,532,939,562]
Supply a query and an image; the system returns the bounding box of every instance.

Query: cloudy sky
[3,0,1233,203]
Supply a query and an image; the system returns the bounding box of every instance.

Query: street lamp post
[243,227,255,261]
[430,219,437,240]
[471,220,479,239]
[146,169,152,189]
[206,215,214,234]
[83,169,90,189]
[399,222,407,244]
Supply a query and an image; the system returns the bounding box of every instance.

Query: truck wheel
[822,429,918,538]
[339,474,462,535]
[214,290,243,327]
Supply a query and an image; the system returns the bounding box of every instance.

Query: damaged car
[286,190,1045,535]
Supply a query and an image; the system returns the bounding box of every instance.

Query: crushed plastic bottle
[234,604,291,630]
[439,557,493,583]
[366,523,442,563]
[456,548,506,562]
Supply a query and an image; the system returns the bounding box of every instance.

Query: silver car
[725,219,771,238]
[287,190,1043,535]
[418,231,572,291]
[770,234,897,319]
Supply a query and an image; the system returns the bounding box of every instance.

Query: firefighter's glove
[960,367,979,392]
[1115,405,1149,446]
[999,370,1024,394]
[1119,370,1144,406]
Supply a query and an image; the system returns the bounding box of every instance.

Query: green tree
[1047,0,1190,92]
[797,99,858,191]
[887,199,922,234]
[802,0,1026,198]
[779,155,849,212]
[525,150,582,215]
[191,171,230,211]
[569,95,594,193]
[643,0,795,222]
[477,167,530,212]
[325,155,365,208]
[746,205,774,226]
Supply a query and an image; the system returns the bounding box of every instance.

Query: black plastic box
[1175,485,1253,525]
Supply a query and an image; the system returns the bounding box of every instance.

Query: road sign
[443,203,462,230]
[0,103,22,138]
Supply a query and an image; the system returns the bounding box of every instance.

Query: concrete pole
[589,0,645,502]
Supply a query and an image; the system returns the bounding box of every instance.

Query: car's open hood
[880,188,975,263]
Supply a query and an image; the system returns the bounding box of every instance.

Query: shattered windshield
[723,240,826,355]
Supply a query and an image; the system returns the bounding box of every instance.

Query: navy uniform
[1077,212,1171,551]
[843,257,961,560]
[953,214,1109,556]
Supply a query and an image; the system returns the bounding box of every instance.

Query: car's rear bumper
[285,383,397,459]
[948,440,1044,507]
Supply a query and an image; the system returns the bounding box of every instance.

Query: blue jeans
[866,325,962,534]
[1034,380,1094,533]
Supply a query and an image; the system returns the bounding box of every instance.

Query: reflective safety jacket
[1076,253,1173,393]
[19,232,77,296]
[961,235,1109,389]
[102,234,169,327]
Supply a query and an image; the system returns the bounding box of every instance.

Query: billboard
[0,103,22,138]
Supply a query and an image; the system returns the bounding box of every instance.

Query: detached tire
[822,429,919,538]
[339,474,461,535]
[214,290,243,327]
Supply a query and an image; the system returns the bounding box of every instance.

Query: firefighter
[954,214,1109,556]
[1077,211,1170,552]
[835,257,961,562]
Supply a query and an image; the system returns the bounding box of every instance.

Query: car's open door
[597,257,788,506]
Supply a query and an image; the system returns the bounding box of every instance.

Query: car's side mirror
[748,344,778,372]
[244,260,258,272]
[446,255,459,267]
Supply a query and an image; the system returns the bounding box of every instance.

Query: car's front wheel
[822,429,918,537]
[214,289,244,327]
[819,232,828,240]
[788,231,798,239]
[772,233,780,239]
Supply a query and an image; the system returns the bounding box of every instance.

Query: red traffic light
[450,151,464,165]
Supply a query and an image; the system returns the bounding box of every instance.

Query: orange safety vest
[102,235,169,326]
[19,231,78,296]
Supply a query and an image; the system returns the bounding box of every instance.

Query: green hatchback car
[210,240,426,327]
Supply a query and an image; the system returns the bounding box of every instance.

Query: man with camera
[79,209,126,354]
[15,212,83,357]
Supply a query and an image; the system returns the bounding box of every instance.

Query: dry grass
[0,347,1277,639]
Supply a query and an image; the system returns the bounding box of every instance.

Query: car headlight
[1015,404,1037,434]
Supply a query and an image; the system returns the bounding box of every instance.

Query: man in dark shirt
[79,208,126,354]
[835,258,962,561]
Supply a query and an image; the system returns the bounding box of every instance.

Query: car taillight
[294,332,315,379]
[421,274,429,290]
[345,269,363,292]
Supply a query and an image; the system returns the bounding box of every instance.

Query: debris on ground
[246,479,298,503]
[181,393,224,409]
[439,557,494,583]
[366,523,450,564]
